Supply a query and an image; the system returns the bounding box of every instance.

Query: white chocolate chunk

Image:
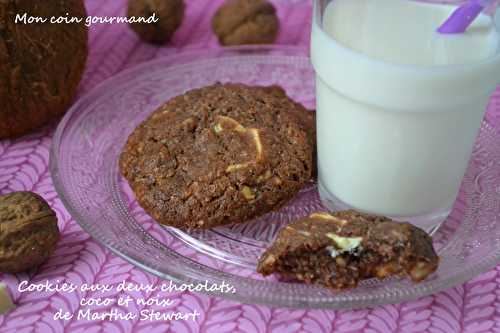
[213,123,223,133]
[310,212,335,220]
[226,162,251,173]
[0,283,15,314]
[310,212,348,226]
[241,186,256,200]
[215,116,264,172]
[326,233,363,253]
[246,128,263,161]
[214,116,246,133]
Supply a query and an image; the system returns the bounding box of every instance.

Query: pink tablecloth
[1,1,500,332]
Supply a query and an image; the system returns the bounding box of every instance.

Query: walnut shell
[212,0,279,46]
[127,0,185,44]
[0,192,59,273]
[0,0,88,139]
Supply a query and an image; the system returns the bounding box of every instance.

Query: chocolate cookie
[120,83,314,230]
[259,86,315,142]
[212,0,279,46]
[260,85,316,177]
[258,211,439,290]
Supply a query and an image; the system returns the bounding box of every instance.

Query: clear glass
[51,46,500,309]
[311,0,500,230]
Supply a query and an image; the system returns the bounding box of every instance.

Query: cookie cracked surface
[257,211,440,290]
[120,83,314,230]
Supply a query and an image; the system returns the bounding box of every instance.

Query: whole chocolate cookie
[120,83,314,230]
[212,0,279,46]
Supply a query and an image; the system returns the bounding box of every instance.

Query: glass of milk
[311,0,500,229]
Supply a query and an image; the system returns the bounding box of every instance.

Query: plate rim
[50,45,500,309]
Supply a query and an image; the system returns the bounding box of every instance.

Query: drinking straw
[437,0,495,34]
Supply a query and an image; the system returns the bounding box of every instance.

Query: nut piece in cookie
[119,83,314,230]
[0,192,60,273]
[257,211,439,290]
[127,0,185,44]
[212,0,279,46]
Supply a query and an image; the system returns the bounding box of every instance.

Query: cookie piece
[120,83,314,230]
[0,192,60,273]
[257,211,439,290]
[127,0,184,44]
[212,0,279,46]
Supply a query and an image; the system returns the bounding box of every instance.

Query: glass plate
[51,45,500,309]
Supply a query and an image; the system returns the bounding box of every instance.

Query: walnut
[0,0,88,139]
[212,0,279,46]
[0,192,59,273]
[127,0,185,44]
